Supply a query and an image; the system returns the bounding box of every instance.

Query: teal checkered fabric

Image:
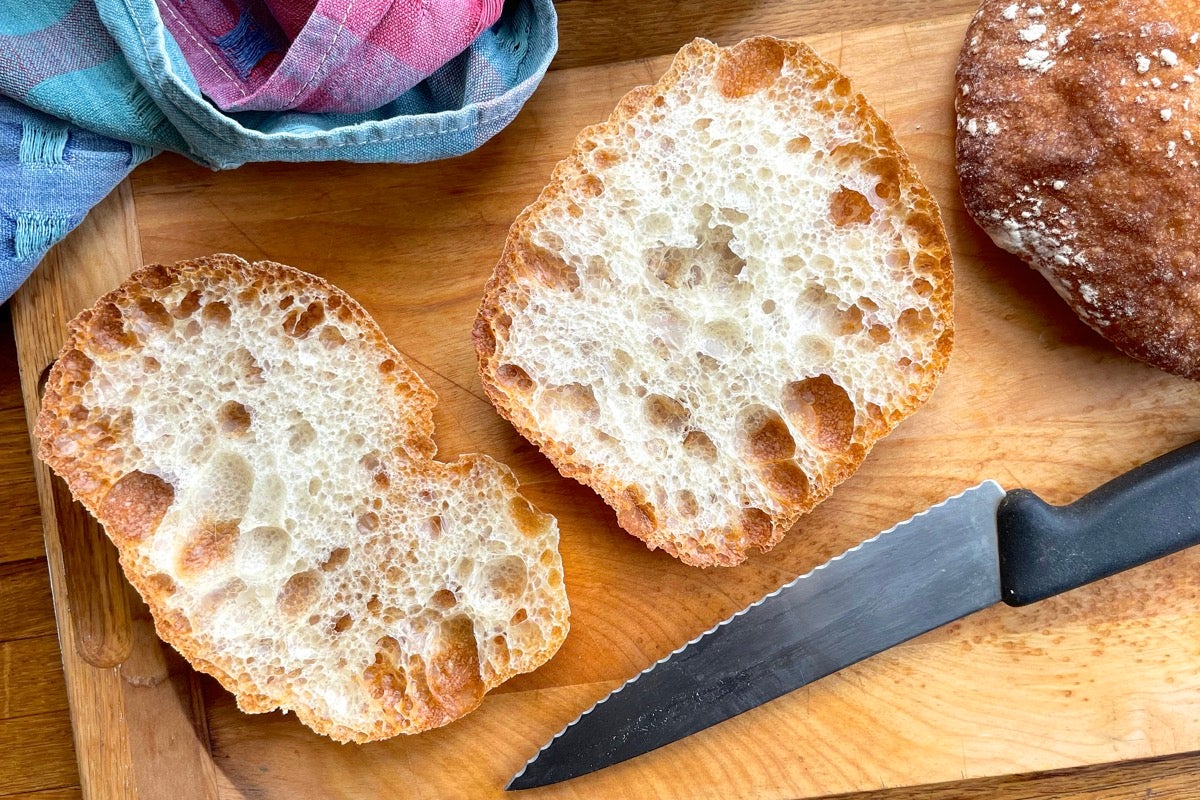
[0,0,556,301]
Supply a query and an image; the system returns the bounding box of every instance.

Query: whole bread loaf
[36,254,569,742]
[957,0,1200,379]
[475,37,954,568]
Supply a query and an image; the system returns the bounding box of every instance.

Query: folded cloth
[100,0,557,168]
[0,0,188,152]
[0,0,556,302]
[157,0,506,114]
[0,96,148,302]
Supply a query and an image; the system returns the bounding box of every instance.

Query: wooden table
[4,1,1200,797]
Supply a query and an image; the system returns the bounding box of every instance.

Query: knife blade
[507,439,1200,790]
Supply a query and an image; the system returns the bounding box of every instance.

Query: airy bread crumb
[36,254,570,742]
[476,37,953,567]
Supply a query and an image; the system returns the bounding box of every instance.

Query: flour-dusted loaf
[36,254,569,742]
[475,37,954,568]
[957,0,1200,379]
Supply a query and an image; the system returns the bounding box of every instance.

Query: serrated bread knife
[507,439,1200,790]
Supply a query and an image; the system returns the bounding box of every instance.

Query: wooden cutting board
[13,11,1200,800]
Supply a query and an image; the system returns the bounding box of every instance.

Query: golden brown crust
[956,0,1200,378]
[37,255,568,742]
[475,37,954,568]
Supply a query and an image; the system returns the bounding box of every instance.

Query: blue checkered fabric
[0,0,557,302]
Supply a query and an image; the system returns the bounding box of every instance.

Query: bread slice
[475,37,953,568]
[36,254,569,742]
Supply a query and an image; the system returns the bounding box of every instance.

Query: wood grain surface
[5,1,1200,798]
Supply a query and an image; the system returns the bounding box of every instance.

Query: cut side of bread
[475,37,953,568]
[36,254,569,742]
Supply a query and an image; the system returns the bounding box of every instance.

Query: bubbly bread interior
[476,37,953,567]
[36,254,569,742]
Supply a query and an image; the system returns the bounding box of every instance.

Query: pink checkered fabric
[156,0,504,113]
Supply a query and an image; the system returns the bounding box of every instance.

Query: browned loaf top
[475,37,954,568]
[36,254,570,742]
[957,0,1200,378]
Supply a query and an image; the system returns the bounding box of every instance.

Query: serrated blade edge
[507,480,1007,790]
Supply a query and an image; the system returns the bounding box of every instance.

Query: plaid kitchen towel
[0,0,187,152]
[0,0,556,301]
[0,96,149,302]
[157,0,506,114]
[99,0,557,168]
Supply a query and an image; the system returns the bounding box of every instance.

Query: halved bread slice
[36,254,569,742]
[475,37,953,568]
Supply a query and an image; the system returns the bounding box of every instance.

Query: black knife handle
[996,439,1200,607]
